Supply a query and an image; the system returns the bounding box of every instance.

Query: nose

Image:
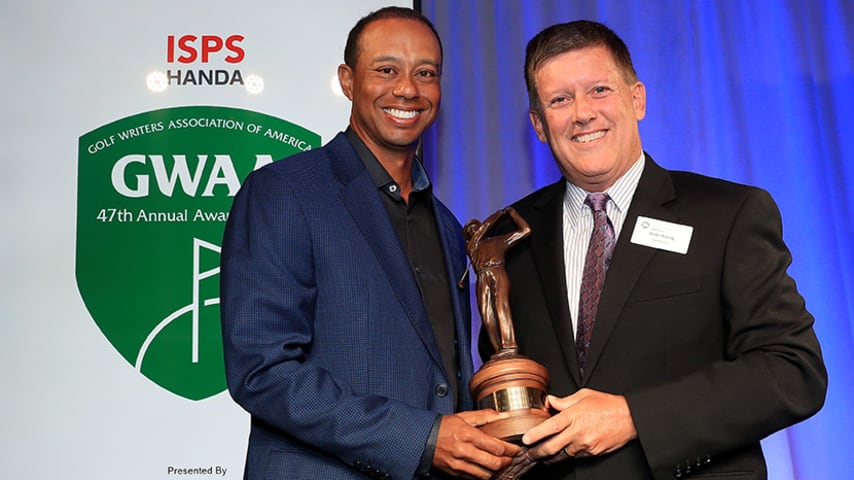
[573,95,596,124]
[393,75,418,99]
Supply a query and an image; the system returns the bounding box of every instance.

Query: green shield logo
[77,106,321,400]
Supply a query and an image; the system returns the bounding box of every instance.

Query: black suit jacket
[482,155,826,480]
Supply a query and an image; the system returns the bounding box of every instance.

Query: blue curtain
[420,1,853,478]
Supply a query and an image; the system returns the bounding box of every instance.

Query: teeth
[572,131,606,143]
[384,108,419,119]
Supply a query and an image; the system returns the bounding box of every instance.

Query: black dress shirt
[344,129,459,400]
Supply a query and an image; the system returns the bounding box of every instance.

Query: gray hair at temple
[524,20,638,111]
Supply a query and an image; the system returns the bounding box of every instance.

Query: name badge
[630,216,693,255]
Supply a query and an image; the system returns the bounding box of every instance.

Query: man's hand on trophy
[433,411,521,480]
[521,389,638,461]
[491,448,538,480]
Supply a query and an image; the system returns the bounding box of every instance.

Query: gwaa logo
[76,106,320,400]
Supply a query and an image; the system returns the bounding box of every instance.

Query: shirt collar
[563,151,645,226]
[344,127,432,201]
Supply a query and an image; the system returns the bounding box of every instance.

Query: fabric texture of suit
[484,154,826,480]
[221,132,473,480]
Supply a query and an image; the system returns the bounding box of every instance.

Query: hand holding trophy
[460,207,550,443]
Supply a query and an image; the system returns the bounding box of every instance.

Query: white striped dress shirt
[562,153,646,335]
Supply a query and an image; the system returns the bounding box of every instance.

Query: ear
[529,109,547,142]
[338,64,354,101]
[632,81,646,121]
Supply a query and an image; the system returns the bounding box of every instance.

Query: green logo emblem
[77,106,321,400]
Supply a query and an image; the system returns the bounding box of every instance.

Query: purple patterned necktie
[576,193,616,376]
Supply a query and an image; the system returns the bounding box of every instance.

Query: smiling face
[529,45,646,192]
[338,17,442,163]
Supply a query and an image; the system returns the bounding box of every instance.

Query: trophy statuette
[460,207,550,442]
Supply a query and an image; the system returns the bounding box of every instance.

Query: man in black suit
[487,20,827,479]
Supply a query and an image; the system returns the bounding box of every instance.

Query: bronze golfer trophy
[460,207,550,443]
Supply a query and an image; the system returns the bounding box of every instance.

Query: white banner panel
[1,1,408,478]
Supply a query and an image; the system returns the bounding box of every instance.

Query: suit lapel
[583,156,678,381]
[435,206,475,407]
[327,135,443,369]
[525,180,583,386]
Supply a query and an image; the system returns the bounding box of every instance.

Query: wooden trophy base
[469,354,550,443]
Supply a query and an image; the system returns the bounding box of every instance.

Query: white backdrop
[1,1,406,478]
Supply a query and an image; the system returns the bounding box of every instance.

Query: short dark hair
[344,6,443,68]
[525,20,637,111]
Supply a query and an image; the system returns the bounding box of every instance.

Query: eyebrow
[370,55,441,68]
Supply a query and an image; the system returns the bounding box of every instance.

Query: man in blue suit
[220,6,519,480]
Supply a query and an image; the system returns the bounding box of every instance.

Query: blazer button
[435,383,449,397]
